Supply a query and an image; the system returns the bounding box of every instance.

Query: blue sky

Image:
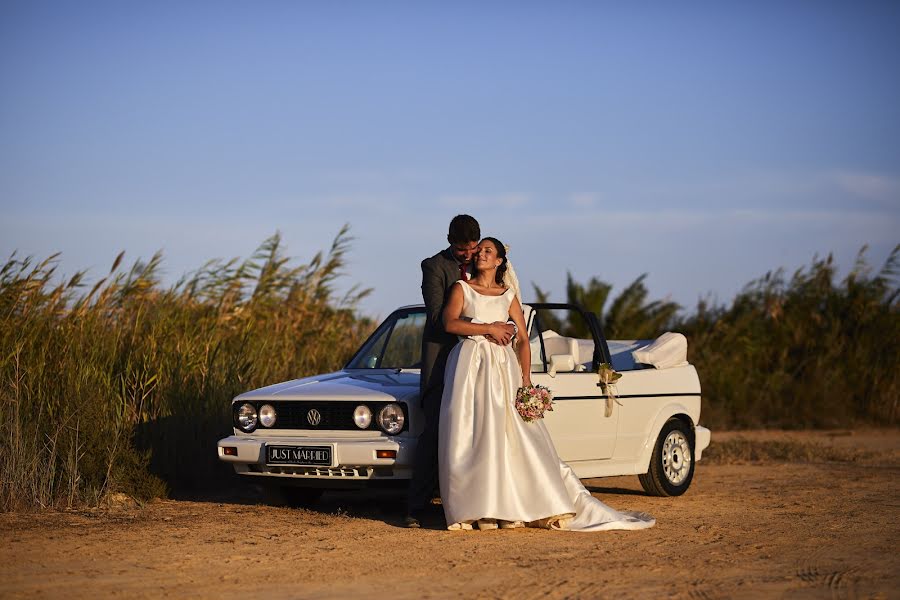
[2,1,898,317]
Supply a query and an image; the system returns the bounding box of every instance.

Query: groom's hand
[487,322,515,345]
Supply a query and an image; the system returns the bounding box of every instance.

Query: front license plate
[266,445,332,466]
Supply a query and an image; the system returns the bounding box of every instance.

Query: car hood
[234,370,421,404]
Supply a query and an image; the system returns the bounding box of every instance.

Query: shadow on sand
[135,413,421,525]
[136,414,651,529]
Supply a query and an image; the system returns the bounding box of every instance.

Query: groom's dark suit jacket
[420,248,465,401]
[407,248,465,511]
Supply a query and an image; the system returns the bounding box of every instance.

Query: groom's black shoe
[404,511,422,528]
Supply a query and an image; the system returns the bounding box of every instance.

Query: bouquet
[515,384,554,423]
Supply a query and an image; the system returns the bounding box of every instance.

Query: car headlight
[259,404,277,428]
[377,403,405,435]
[353,405,372,429]
[236,403,258,432]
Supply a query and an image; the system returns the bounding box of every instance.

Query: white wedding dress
[438,280,655,531]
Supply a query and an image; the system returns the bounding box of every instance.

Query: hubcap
[662,430,692,485]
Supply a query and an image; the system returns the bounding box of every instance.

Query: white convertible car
[218,303,711,504]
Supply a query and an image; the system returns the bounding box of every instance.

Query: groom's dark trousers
[407,249,463,514]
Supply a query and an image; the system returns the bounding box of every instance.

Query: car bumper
[217,434,417,481]
[694,426,711,461]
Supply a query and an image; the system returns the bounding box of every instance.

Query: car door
[526,305,617,461]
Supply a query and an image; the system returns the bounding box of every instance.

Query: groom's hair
[448,214,480,244]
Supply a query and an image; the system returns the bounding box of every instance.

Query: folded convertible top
[631,332,689,370]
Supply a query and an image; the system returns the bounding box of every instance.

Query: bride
[437,237,655,531]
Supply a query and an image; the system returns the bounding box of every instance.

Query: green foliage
[533,272,680,339]
[0,226,372,510]
[533,245,899,430]
[680,245,899,429]
[2,231,897,510]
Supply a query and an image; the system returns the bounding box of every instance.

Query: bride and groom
[406,214,654,532]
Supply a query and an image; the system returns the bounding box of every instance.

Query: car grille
[233,400,408,432]
[261,465,371,477]
[245,465,398,479]
[273,402,353,429]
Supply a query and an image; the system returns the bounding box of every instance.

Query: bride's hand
[521,375,533,388]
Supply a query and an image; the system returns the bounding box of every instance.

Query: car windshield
[345,304,602,371]
[346,309,426,369]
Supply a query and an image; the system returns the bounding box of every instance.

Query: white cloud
[326,195,394,210]
[503,204,897,312]
[518,206,897,244]
[522,209,714,232]
[829,171,900,205]
[566,168,900,213]
[315,168,433,186]
[570,193,597,208]
[5,164,898,319]
[438,193,530,210]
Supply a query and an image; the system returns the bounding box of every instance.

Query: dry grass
[0,227,373,510]
[535,245,899,430]
[682,245,899,429]
[703,437,877,464]
[2,233,897,510]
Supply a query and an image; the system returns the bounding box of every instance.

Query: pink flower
[514,385,555,422]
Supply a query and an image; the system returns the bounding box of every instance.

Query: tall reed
[0,227,372,510]
[534,245,898,429]
[2,232,897,510]
[680,245,899,428]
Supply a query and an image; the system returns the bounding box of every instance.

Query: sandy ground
[2,430,898,600]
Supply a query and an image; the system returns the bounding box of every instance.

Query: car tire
[639,418,695,497]
[280,486,325,508]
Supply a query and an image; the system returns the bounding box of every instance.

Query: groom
[405,214,515,528]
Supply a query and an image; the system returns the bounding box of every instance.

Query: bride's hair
[481,237,508,286]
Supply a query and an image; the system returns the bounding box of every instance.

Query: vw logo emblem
[306,409,322,426]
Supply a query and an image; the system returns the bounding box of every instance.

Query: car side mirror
[548,354,576,377]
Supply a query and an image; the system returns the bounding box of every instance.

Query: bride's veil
[502,244,522,304]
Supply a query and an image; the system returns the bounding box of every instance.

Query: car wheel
[639,418,695,497]
[280,486,325,508]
